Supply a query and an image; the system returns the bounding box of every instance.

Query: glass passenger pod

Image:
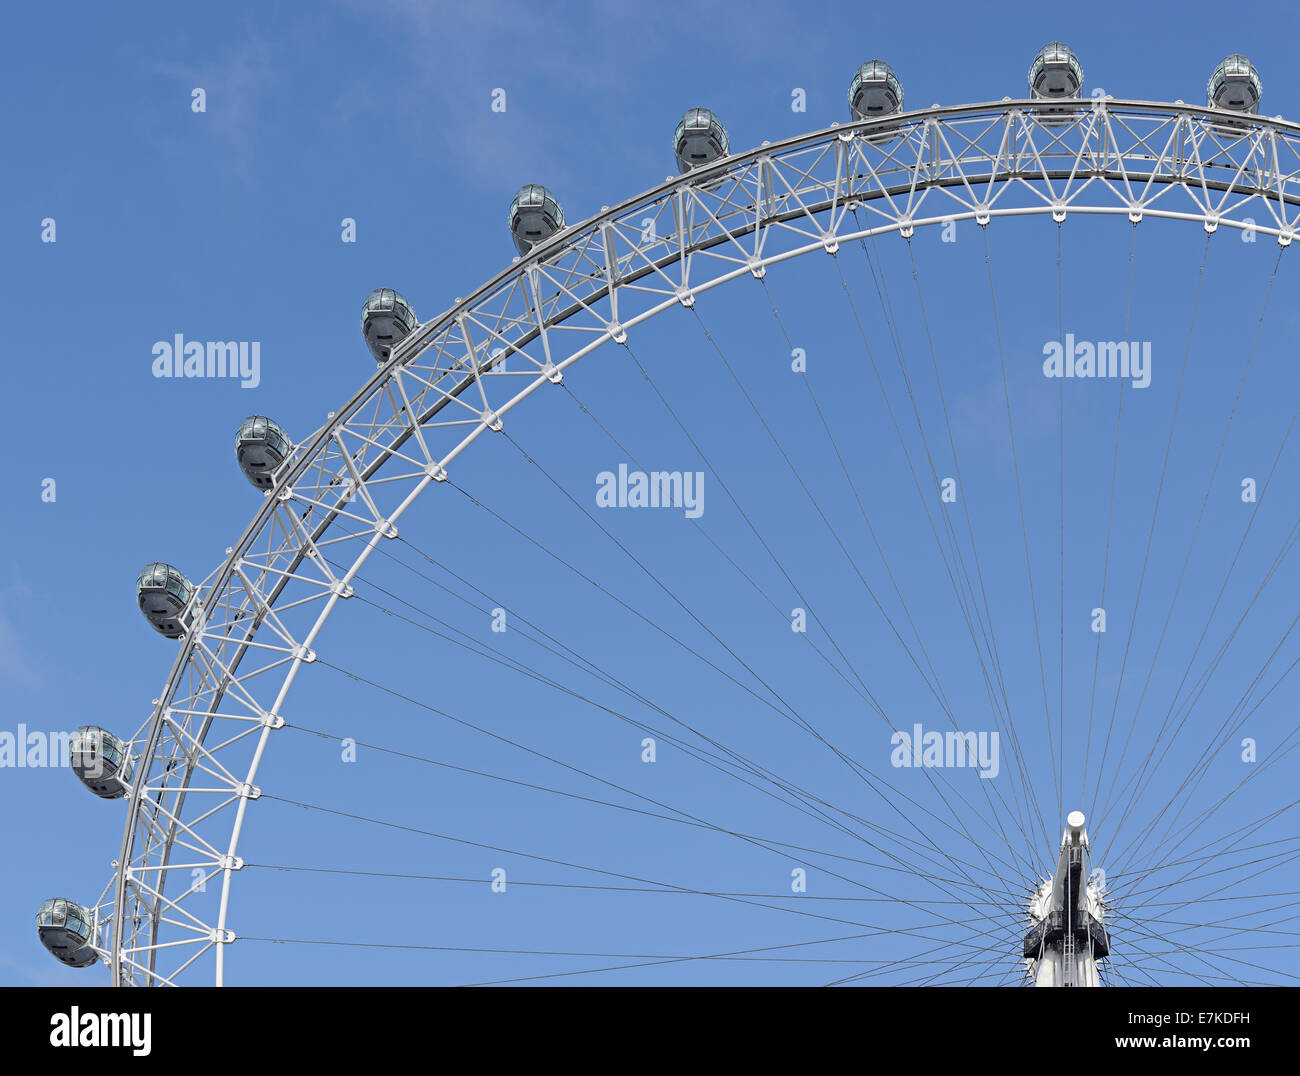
[361,288,418,363]
[1207,55,1262,135]
[136,562,193,639]
[1028,42,1083,126]
[36,898,98,967]
[69,726,135,799]
[508,184,565,256]
[674,107,730,175]
[849,60,903,117]
[235,415,292,490]
[848,61,904,146]
[1208,54,1262,111]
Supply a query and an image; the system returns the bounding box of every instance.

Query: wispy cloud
[0,609,43,691]
[344,0,682,186]
[7,566,32,599]
[149,38,275,163]
[0,950,71,987]
[952,367,1058,462]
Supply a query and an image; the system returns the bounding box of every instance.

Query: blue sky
[2,0,1298,986]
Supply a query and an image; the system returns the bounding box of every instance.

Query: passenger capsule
[36,898,98,968]
[136,563,193,639]
[508,184,565,255]
[1028,41,1083,100]
[674,108,729,173]
[1208,54,1262,113]
[848,60,903,121]
[69,726,135,799]
[1028,42,1083,126]
[235,415,292,490]
[361,288,418,363]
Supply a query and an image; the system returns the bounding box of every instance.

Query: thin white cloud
[340,0,691,185]
[0,610,44,691]
[150,38,275,160]
[0,950,71,987]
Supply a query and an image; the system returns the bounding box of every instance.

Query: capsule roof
[70,726,135,799]
[848,60,903,119]
[1028,41,1083,98]
[1208,54,1262,112]
[361,288,418,363]
[508,184,565,255]
[137,563,191,603]
[36,898,97,967]
[673,107,729,172]
[235,415,291,452]
[136,563,193,638]
[235,415,292,490]
[507,184,564,224]
[360,288,417,331]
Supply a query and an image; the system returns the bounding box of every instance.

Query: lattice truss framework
[90,98,1300,985]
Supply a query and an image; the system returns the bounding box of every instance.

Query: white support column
[1025,811,1108,987]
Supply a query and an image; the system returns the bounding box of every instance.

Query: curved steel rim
[103,96,1300,984]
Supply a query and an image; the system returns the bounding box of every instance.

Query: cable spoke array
[67,97,1300,987]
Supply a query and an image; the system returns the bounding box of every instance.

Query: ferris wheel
[36,43,1300,987]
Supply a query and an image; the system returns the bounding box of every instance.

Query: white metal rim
[101,97,1300,985]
